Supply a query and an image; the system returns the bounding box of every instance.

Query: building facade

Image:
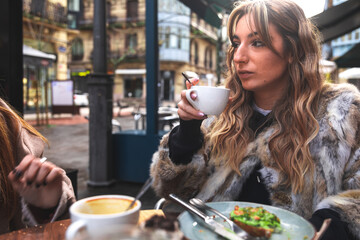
[68,0,220,107]
[22,0,79,111]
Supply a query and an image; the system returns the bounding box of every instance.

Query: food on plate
[230,205,282,238]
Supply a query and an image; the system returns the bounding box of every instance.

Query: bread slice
[230,206,281,238]
[233,219,273,238]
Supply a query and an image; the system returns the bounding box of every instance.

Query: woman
[150,0,359,239]
[0,98,75,234]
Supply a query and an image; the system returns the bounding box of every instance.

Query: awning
[115,69,146,75]
[339,68,360,79]
[23,44,56,60]
[334,42,360,68]
[310,0,360,43]
[179,0,234,28]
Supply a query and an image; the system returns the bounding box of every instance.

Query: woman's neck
[253,94,277,110]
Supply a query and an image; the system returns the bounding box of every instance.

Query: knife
[169,194,245,240]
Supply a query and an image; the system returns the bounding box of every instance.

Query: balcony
[23,0,67,26]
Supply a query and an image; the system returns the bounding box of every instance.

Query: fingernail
[191,93,197,99]
[15,170,22,179]
[27,181,32,186]
[198,112,205,117]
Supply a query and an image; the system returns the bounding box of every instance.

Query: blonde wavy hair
[207,0,324,193]
[0,102,47,218]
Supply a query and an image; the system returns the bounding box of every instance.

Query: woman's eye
[252,40,265,47]
[232,42,240,48]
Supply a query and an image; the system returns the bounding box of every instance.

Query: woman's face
[232,14,290,98]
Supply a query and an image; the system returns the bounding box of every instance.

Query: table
[0,210,164,240]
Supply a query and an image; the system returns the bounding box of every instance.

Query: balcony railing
[23,0,67,25]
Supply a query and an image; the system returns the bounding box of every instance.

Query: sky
[292,0,326,17]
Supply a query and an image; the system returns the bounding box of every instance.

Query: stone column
[87,0,114,186]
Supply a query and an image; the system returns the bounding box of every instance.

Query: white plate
[178,201,315,240]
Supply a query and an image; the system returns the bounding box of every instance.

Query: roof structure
[334,42,360,68]
[310,0,360,43]
[310,0,360,68]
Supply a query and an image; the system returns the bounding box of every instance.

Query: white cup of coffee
[185,86,230,115]
[65,195,141,240]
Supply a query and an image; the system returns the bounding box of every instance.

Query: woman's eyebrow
[232,32,259,41]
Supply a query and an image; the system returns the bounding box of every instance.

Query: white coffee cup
[65,195,141,240]
[185,86,230,115]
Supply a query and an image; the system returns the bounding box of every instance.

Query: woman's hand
[8,155,63,209]
[178,78,207,121]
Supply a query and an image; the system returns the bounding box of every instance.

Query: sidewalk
[23,108,160,210]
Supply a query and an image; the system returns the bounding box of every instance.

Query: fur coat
[0,99,76,234]
[150,83,360,238]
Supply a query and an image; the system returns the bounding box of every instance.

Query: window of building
[69,0,80,11]
[170,28,178,48]
[71,38,84,61]
[126,33,137,51]
[182,31,189,51]
[204,48,208,68]
[355,31,360,40]
[178,28,182,49]
[204,47,213,68]
[126,0,138,21]
[68,13,77,29]
[194,42,199,65]
[30,0,45,16]
[124,78,142,98]
[160,71,174,101]
[164,26,170,48]
[209,49,213,69]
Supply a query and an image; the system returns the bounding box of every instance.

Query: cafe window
[124,78,143,98]
[126,0,138,21]
[71,38,84,61]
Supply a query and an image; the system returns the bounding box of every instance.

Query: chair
[154,197,166,210]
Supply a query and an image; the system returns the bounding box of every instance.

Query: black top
[168,111,354,240]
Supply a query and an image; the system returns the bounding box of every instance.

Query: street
[24,107,160,209]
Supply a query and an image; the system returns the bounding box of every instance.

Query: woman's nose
[233,45,248,64]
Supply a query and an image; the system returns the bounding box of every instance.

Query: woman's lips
[237,71,253,79]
